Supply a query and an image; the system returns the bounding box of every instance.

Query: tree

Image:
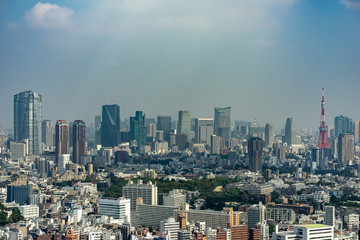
[9,208,24,223]
[268,223,276,235]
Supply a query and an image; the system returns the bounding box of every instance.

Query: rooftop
[298,224,331,229]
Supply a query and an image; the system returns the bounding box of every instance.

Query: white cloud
[340,0,360,11]
[24,2,74,29]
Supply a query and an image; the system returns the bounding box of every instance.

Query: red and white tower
[317,87,331,149]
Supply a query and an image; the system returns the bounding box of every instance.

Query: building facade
[73,120,86,165]
[101,104,120,147]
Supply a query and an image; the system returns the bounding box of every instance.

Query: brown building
[34,231,62,240]
[73,120,86,165]
[55,120,69,165]
[249,227,261,240]
[230,225,248,240]
[65,230,79,240]
[216,229,227,240]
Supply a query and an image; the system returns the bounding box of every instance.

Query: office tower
[354,121,359,143]
[55,120,69,165]
[122,180,158,210]
[160,217,180,240]
[73,120,86,165]
[211,135,221,154]
[95,115,101,145]
[10,142,26,161]
[7,185,32,205]
[178,110,191,135]
[195,118,214,144]
[248,137,263,172]
[99,197,131,221]
[130,111,147,146]
[121,222,132,240]
[338,133,354,166]
[14,90,42,155]
[317,87,331,149]
[325,206,335,226]
[284,117,296,146]
[214,107,231,145]
[248,202,266,230]
[147,123,157,137]
[58,154,70,174]
[334,115,353,137]
[157,116,172,142]
[101,104,120,147]
[312,148,325,170]
[264,123,273,148]
[41,120,53,147]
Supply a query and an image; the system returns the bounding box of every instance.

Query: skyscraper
[130,111,147,146]
[325,206,335,227]
[264,123,273,148]
[248,137,263,172]
[55,120,69,165]
[177,110,191,135]
[214,107,231,146]
[334,115,353,138]
[101,104,120,147]
[95,115,101,145]
[195,118,213,144]
[73,120,86,165]
[14,90,42,155]
[42,120,53,147]
[338,133,354,166]
[284,117,296,146]
[157,116,172,142]
[247,202,266,230]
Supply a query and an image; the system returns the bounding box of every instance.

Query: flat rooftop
[298,224,331,229]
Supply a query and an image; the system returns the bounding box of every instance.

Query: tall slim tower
[14,91,42,155]
[130,111,146,145]
[285,117,296,146]
[73,120,86,165]
[177,110,191,135]
[317,87,331,149]
[264,123,273,148]
[101,104,120,147]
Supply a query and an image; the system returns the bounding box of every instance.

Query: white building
[272,224,333,240]
[296,191,330,203]
[58,154,70,174]
[160,217,180,240]
[123,180,158,211]
[345,213,359,230]
[99,198,131,222]
[163,189,187,207]
[88,231,102,240]
[17,205,39,219]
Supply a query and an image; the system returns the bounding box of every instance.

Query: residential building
[73,120,86,165]
[55,120,69,165]
[99,198,131,222]
[122,180,158,211]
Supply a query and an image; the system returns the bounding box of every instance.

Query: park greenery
[104,175,261,210]
[0,203,24,226]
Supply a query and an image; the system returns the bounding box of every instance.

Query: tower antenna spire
[317,85,330,149]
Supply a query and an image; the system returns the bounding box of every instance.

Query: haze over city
[1,0,360,130]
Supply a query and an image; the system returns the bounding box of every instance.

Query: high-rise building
[55,120,69,165]
[264,124,273,148]
[146,123,157,137]
[95,115,101,145]
[157,116,172,142]
[334,115,353,138]
[14,90,42,155]
[7,185,32,205]
[211,135,222,155]
[248,137,263,172]
[122,180,158,210]
[195,118,213,144]
[121,222,132,240]
[41,120,53,147]
[101,104,120,147]
[230,225,248,240]
[99,197,131,222]
[130,111,147,146]
[353,121,359,143]
[178,110,191,135]
[284,117,296,146]
[214,107,231,146]
[338,133,354,166]
[160,217,180,240]
[73,120,86,165]
[248,202,266,230]
[325,206,335,226]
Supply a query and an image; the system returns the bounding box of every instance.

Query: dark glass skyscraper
[248,137,263,172]
[101,104,120,147]
[130,111,146,146]
[157,116,172,142]
[214,107,231,146]
[14,90,42,155]
[73,120,86,165]
[334,115,353,138]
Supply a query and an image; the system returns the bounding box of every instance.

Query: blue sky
[0,0,360,131]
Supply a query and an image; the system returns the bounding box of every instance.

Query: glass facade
[177,110,191,135]
[14,91,42,155]
[130,111,147,145]
[101,104,120,147]
[214,107,231,145]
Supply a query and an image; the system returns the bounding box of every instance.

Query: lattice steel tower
[317,87,331,149]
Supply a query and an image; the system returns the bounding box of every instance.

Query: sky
[0,0,360,131]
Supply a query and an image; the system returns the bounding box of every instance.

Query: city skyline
[1,0,360,130]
